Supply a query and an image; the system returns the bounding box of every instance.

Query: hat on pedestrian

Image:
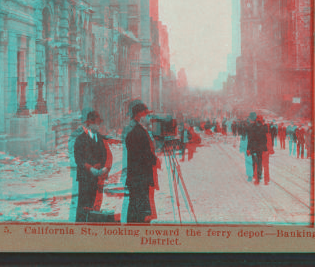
[127,99,142,117]
[81,107,94,123]
[131,103,152,118]
[85,111,103,125]
[127,99,152,118]
[249,112,257,122]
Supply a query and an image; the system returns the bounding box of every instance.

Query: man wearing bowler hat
[125,101,160,223]
[247,112,268,184]
[74,111,112,222]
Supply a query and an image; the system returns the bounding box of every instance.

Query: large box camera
[151,115,177,138]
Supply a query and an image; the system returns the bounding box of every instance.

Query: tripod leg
[169,143,194,222]
[172,147,198,223]
[164,147,176,222]
[176,164,197,223]
[166,145,182,223]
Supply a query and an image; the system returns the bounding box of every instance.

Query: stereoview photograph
[0,0,313,230]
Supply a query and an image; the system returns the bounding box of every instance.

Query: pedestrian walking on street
[180,123,190,162]
[296,124,306,159]
[305,125,312,159]
[270,120,278,148]
[278,123,286,150]
[287,122,297,156]
[247,113,268,185]
[204,119,211,131]
[222,118,227,136]
[186,125,201,161]
[262,121,274,185]
[239,119,253,181]
[74,111,113,222]
[125,101,161,223]
[237,119,242,137]
[226,119,232,135]
[232,120,237,136]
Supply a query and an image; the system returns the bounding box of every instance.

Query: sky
[159,0,233,90]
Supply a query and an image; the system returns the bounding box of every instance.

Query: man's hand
[97,183,104,193]
[90,167,101,177]
[246,150,250,156]
[99,167,110,176]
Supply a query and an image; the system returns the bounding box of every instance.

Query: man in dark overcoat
[247,113,268,184]
[270,120,278,147]
[232,120,237,136]
[125,102,160,223]
[278,122,286,150]
[296,123,306,159]
[74,111,112,222]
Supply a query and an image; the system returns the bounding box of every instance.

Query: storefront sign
[292,98,301,104]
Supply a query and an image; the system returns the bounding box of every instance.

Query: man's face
[138,111,150,125]
[88,122,100,133]
[140,114,149,126]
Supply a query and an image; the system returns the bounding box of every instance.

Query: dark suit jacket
[125,121,157,190]
[278,126,286,137]
[247,123,268,153]
[74,132,108,183]
[296,128,305,144]
[270,124,278,138]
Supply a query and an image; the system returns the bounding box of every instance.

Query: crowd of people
[185,112,312,186]
[72,102,312,223]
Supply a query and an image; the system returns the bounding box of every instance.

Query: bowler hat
[127,99,152,118]
[85,111,103,125]
[127,99,143,117]
[131,103,152,118]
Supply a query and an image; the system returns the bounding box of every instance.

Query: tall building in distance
[212,0,241,91]
[228,0,312,118]
[227,0,241,76]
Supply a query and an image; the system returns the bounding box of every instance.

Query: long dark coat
[125,121,157,223]
[247,123,268,153]
[74,131,109,222]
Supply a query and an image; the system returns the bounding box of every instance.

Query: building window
[129,18,139,38]
[128,5,139,17]
[110,5,119,29]
[104,7,110,28]
[128,5,139,37]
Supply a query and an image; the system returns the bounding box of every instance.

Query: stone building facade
[158,21,177,114]
[0,0,96,156]
[0,0,172,156]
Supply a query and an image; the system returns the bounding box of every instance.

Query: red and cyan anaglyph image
[0,0,313,227]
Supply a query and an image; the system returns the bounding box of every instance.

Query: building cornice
[5,11,37,27]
